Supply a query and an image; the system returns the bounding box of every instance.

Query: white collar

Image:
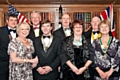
[33,25,40,28]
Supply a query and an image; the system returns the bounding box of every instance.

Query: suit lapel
[36,38,45,58]
[44,37,55,59]
[36,36,55,59]
[60,27,66,39]
[4,26,11,41]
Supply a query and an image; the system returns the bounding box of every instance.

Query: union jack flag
[100,4,115,37]
[8,4,29,23]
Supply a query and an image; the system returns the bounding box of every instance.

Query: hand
[32,63,37,68]
[97,69,107,79]
[77,67,86,75]
[105,68,114,79]
[31,56,38,68]
[30,57,38,64]
[42,66,52,74]
[71,66,79,74]
[37,67,46,74]
[58,66,60,72]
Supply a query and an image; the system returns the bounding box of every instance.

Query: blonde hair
[98,20,111,30]
[16,22,30,34]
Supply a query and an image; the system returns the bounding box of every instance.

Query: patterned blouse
[92,37,120,80]
[8,38,34,80]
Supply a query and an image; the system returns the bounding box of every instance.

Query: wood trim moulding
[0,4,120,8]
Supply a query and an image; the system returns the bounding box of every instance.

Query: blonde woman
[8,22,38,80]
[92,20,120,80]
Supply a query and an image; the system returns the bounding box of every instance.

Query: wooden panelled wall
[0,4,120,40]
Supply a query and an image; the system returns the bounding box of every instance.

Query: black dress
[62,45,86,80]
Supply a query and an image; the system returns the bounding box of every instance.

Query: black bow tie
[93,31,99,34]
[43,36,50,39]
[10,29,16,33]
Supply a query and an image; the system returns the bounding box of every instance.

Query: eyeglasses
[74,27,82,29]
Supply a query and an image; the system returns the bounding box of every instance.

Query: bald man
[53,13,73,80]
[84,16,101,43]
[53,13,72,40]
[84,16,101,80]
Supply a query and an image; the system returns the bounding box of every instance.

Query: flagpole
[6,0,11,4]
[112,0,117,4]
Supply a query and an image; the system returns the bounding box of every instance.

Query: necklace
[99,36,112,59]
[20,39,28,43]
[41,35,53,52]
[73,36,82,48]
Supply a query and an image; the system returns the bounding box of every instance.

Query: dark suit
[83,29,92,42]
[83,29,95,80]
[53,27,72,79]
[53,27,66,40]
[28,26,42,42]
[28,26,42,80]
[33,35,62,80]
[0,26,12,80]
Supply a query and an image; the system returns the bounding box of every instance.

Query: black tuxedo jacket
[27,26,42,41]
[53,27,66,40]
[33,35,62,80]
[0,26,12,80]
[83,29,92,43]
[53,27,72,40]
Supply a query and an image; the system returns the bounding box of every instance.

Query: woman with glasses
[61,20,94,80]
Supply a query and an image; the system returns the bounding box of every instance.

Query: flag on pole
[8,4,29,23]
[100,4,115,37]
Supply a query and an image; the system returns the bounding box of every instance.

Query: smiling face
[91,16,101,31]
[61,14,70,28]
[6,16,17,29]
[99,24,110,35]
[30,11,41,26]
[41,22,52,35]
[98,20,111,35]
[73,23,83,36]
[17,23,30,38]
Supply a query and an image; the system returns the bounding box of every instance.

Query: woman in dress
[61,20,94,80]
[92,20,120,80]
[8,22,38,80]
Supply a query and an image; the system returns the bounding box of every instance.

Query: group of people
[0,11,120,80]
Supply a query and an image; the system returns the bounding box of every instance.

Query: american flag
[8,4,29,23]
[100,4,115,37]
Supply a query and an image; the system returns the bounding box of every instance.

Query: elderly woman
[8,22,38,80]
[92,20,120,80]
[61,20,94,80]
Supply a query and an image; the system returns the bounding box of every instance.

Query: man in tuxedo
[28,11,41,41]
[33,20,62,80]
[84,16,101,43]
[84,16,101,80]
[53,13,72,40]
[0,14,17,80]
[53,13,72,79]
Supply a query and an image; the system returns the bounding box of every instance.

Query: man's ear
[6,19,8,24]
[39,16,41,21]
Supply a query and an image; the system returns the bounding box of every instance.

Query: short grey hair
[30,11,41,18]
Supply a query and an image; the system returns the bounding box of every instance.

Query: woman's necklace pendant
[104,54,107,59]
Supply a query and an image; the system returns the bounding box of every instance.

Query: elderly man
[84,16,101,80]
[53,13,72,40]
[28,11,42,41]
